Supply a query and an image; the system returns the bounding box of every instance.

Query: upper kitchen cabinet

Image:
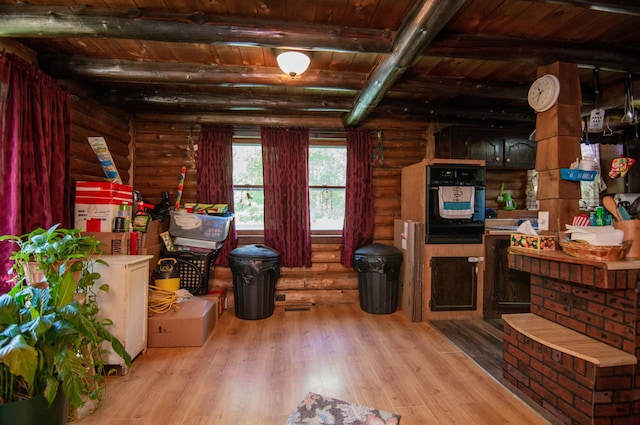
[435,127,536,169]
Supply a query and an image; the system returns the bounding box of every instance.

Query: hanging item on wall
[175,166,187,209]
[609,157,636,179]
[185,127,197,168]
[372,131,384,166]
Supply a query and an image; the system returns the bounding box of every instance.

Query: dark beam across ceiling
[0,4,393,53]
[344,0,467,127]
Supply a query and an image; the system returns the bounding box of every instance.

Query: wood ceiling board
[445,0,509,32]
[102,0,140,8]
[284,0,318,22]
[467,1,538,34]
[372,0,418,30]
[314,0,351,25]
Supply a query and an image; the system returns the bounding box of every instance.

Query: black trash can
[229,244,281,320]
[353,243,403,314]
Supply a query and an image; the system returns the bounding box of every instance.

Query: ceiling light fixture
[276,51,310,77]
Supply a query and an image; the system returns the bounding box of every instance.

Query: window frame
[231,133,346,239]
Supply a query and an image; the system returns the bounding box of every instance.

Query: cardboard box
[147,297,217,347]
[75,201,120,232]
[82,232,131,254]
[141,220,166,248]
[510,233,556,250]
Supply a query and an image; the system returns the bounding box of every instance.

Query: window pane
[309,146,346,231]
[233,188,264,230]
[309,146,346,186]
[310,188,345,230]
[233,144,263,230]
[233,144,262,185]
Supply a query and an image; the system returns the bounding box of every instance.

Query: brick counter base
[503,321,637,425]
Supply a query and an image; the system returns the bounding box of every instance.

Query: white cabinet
[92,255,152,373]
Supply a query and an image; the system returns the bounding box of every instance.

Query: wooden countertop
[508,246,640,270]
[503,313,637,367]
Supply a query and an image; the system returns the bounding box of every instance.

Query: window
[232,143,264,230]
[309,145,346,230]
[232,142,346,232]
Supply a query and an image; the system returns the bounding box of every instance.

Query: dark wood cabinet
[503,138,536,169]
[435,127,536,169]
[430,257,477,311]
[483,235,530,319]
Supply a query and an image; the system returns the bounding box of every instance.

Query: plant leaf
[54,270,77,309]
[0,335,38,388]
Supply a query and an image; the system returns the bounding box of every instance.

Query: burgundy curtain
[0,52,71,292]
[341,128,374,267]
[261,126,311,267]
[196,124,238,266]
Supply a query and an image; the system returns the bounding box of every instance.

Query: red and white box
[74,198,132,232]
[75,181,133,202]
[74,182,134,232]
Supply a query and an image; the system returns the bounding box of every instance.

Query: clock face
[527,74,560,112]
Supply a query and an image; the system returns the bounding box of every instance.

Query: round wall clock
[527,74,560,112]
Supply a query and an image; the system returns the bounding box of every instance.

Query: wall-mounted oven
[426,164,486,244]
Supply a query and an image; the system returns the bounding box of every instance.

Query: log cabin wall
[132,117,428,307]
[68,83,133,187]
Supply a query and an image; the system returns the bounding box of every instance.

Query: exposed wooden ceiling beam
[97,91,354,113]
[39,56,366,92]
[91,82,535,124]
[428,32,640,74]
[40,56,534,101]
[528,0,640,16]
[344,0,467,127]
[0,4,393,53]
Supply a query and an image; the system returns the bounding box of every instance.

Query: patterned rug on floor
[285,392,401,425]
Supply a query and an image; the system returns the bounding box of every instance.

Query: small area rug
[285,392,401,425]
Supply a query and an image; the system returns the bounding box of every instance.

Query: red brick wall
[507,252,640,422]
[530,275,636,354]
[503,323,637,425]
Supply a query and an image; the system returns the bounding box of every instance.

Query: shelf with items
[560,168,597,181]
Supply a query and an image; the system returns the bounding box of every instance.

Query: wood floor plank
[73,304,554,425]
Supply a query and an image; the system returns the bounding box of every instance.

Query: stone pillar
[534,62,582,233]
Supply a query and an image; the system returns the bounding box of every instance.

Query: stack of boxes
[74,181,133,233]
[74,181,165,269]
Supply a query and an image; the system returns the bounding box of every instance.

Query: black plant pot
[0,389,68,425]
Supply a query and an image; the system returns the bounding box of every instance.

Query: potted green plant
[0,224,131,425]
[0,224,104,288]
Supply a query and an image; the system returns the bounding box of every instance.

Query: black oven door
[426,185,485,244]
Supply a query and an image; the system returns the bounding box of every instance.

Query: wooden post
[533,62,583,233]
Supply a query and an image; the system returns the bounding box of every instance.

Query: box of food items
[510,233,556,250]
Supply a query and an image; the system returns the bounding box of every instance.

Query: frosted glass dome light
[277,51,311,77]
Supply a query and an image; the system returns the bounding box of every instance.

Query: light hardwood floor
[75,303,553,425]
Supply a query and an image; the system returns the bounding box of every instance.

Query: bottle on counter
[595,206,605,226]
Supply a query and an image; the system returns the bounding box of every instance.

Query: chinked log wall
[133,118,428,307]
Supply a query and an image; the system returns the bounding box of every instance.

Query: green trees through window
[232,143,346,231]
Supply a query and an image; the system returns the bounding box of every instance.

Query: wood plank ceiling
[1,0,639,133]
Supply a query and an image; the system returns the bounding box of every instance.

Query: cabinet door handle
[495,157,500,161]
[505,158,511,163]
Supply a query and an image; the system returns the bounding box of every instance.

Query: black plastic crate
[160,249,218,295]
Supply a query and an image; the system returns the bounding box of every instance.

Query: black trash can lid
[229,244,280,259]
[354,243,402,257]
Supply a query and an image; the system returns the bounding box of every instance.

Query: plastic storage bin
[353,243,403,314]
[169,210,233,242]
[228,244,280,320]
[160,248,219,295]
